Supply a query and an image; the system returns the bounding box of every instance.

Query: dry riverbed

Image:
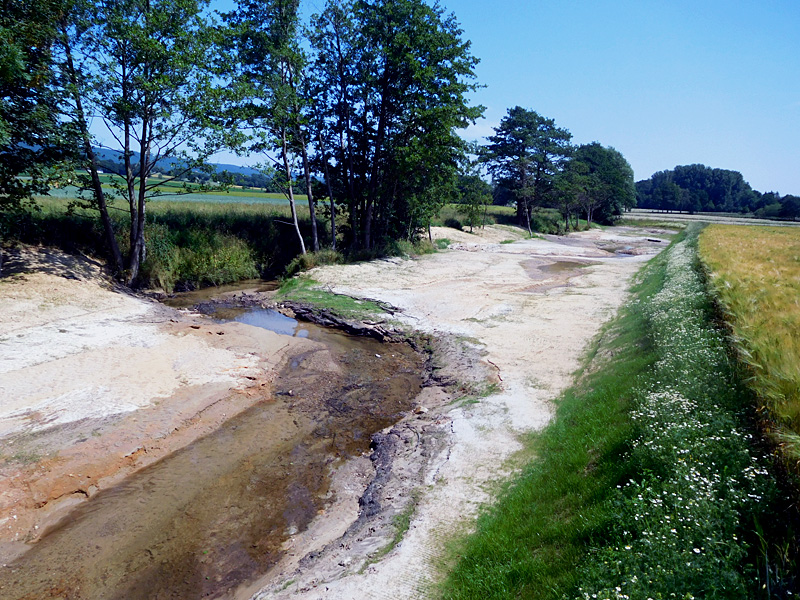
[256,224,670,599]
[0,225,669,599]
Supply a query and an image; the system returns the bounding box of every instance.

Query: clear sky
[445,0,800,193]
[205,0,799,193]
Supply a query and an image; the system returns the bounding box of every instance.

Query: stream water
[0,296,424,600]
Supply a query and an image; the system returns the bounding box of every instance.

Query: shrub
[284,248,344,277]
[443,217,463,231]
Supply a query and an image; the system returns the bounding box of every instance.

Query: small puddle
[521,259,596,293]
[0,295,424,599]
[214,307,310,338]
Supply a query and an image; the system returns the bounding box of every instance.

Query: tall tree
[69,0,235,284]
[56,0,123,272]
[571,142,635,225]
[0,0,72,261]
[309,0,483,250]
[482,107,572,234]
[226,0,316,254]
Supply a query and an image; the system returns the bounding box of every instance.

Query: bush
[443,217,463,231]
[283,248,344,277]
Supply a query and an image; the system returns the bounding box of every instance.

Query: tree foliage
[60,0,237,283]
[482,107,572,234]
[636,164,799,219]
[570,142,635,225]
[0,0,72,235]
[309,0,483,249]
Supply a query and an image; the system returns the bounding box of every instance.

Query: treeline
[636,164,800,219]
[1,0,482,284]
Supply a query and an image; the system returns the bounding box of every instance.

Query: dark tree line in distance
[636,164,800,219]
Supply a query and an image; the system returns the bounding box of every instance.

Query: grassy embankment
[440,224,793,599]
[7,195,551,291]
[433,204,582,235]
[11,196,319,291]
[700,225,800,472]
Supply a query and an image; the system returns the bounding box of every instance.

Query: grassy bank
[8,197,324,290]
[432,205,578,235]
[440,225,791,599]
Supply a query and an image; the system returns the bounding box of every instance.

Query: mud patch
[520,258,599,293]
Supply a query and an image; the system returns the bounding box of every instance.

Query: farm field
[628,208,800,228]
[47,175,301,204]
[700,225,800,464]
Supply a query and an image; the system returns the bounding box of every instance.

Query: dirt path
[256,225,669,599]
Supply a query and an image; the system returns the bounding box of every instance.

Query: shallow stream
[0,293,424,599]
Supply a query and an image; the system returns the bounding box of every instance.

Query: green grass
[439,225,792,599]
[277,276,388,319]
[10,197,320,290]
[435,238,452,250]
[50,175,305,203]
[439,270,657,599]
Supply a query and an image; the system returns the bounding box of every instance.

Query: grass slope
[440,225,789,599]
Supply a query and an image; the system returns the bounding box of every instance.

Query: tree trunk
[319,133,336,251]
[127,116,149,286]
[282,128,306,255]
[522,199,533,237]
[298,135,319,252]
[365,78,389,250]
[61,25,123,273]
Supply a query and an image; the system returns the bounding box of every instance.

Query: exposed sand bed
[254,225,669,599]
[0,247,304,563]
[0,224,669,597]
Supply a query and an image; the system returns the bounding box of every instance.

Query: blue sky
[209,0,799,193]
[446,0,800,193]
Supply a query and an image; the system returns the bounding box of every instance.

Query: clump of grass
[10,197,324,291]
[439,225,789,599]
[141,224,259,291]
[277,276,386,319]
[284,248,344,277]
[435,238,452,250]
[699,225,800,468]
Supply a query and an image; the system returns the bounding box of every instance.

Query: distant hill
[92,147,261,177]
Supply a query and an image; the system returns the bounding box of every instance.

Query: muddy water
[0,310,424,600]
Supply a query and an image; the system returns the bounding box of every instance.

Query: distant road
[627,208,800,227]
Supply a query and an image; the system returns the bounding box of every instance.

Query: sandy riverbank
[0,247,306,564]
[254,224,670,599]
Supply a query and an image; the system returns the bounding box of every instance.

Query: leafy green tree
[56,0,124,271]
[457,171,492,232]
[226,0,321,254]
[0,0,72,260]
[554,158,589,231]
[309,0,482,250]
[61,0,238,284]
[571,142,635,225]
[780,195,800,220]
[482,107,571,235]
[636,165,759,214]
